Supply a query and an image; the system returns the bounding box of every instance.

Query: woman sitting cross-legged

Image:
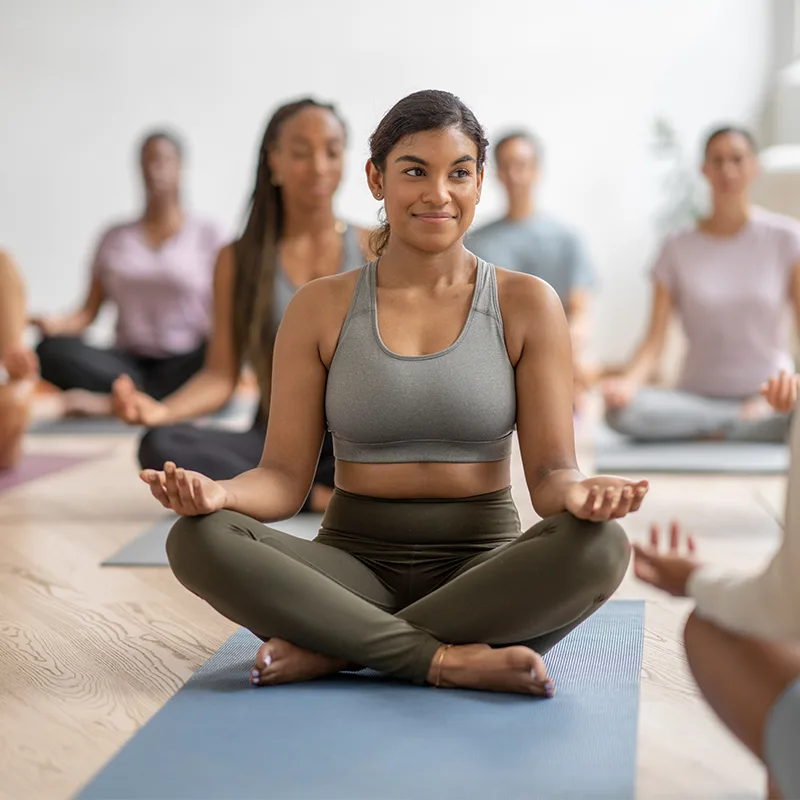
[141,90,648,696]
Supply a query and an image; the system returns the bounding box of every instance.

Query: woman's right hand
[112,374,171,426]
[602,376,639,410]
[140,461,227,516]
[760,370,800,413]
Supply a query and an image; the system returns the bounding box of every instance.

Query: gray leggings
[166,488,630,684]
[606,387,791,443]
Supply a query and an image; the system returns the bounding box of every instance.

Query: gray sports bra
[325,257,516,463]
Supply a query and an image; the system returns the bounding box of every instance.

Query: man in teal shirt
[468,131,597,404]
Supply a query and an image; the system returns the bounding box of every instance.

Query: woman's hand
[632,521,700,596]
[140,461,227,516]
[565,475,648,521]
[602,376,639,410]
[760,370,800,413]
[112,374,171,426]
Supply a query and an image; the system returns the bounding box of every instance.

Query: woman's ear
[366,159,384,200]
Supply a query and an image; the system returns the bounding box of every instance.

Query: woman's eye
[404,167,425,177]
[452,169,471,179]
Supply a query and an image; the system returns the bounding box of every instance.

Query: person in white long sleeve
[634,370,800,799]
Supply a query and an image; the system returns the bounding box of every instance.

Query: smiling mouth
[413,214,454,221]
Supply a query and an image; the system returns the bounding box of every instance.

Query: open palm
[565,475,648,521]
[140,461,227,516]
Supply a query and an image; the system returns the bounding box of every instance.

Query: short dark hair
[139,129,184,160]
[703,125,758,157]
[368,89,488,255]
[494,130,542,163]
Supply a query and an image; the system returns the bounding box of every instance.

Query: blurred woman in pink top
[603,126,800,443]
[32,131,226,416]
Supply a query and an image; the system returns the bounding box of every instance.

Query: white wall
[0,0,772,361]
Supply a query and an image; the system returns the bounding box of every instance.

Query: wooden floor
[0,404,785,799]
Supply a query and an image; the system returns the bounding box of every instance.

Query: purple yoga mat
[0,452,98,493]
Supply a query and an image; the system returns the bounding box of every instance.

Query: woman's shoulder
[750,206,800,238]
[494,266,562,316]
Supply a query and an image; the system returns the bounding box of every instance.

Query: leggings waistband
[320,487,520,545]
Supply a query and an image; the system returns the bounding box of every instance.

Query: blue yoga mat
[78,601,643,799]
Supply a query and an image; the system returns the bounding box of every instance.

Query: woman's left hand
[565,475,649,521]
[632,522,700,597]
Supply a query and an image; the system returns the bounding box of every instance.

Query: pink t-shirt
[92,217,226,358]
[652,207,800,398]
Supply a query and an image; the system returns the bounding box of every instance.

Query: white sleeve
[687,413,800,643]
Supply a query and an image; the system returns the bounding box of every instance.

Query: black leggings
[137,418,336,504]
[36,336,206,400]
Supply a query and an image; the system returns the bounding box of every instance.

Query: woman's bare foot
[250,638,347,686]
[60,389,113,417]
[429,643,555,697]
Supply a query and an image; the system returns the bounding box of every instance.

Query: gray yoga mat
[595,425,788,474]
[103,513,324,566]
[77,600,644,800]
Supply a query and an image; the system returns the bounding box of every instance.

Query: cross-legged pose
[635,372,800,798]
[33,130,225,416]
[603,127,800,442]
[142,90,648,695]
[115,99,370,512]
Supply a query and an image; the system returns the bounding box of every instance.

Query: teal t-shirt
[467,213,595,306]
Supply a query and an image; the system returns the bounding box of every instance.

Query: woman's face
[141,137,181,200]
[368,126,483,255]
[269,107,346,208]
[702,132,758,198]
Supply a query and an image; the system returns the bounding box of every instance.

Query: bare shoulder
[495,267,565,324]
[214,243,236,277]
[284,269,361,328]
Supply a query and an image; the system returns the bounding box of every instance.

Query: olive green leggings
[167,488,630,684]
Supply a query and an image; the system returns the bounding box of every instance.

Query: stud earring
[376,192,383,199]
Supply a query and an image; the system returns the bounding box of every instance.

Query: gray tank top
[272,223,364,332]
[326,257,516,463]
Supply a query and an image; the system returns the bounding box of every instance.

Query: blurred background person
[33,130,226,417]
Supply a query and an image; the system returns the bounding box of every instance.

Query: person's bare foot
[250,638,347,686]
[60,389,113,417]
[429,643,555,697]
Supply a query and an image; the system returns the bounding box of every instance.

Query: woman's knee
[556,513,631,594]
[166,512,232,588]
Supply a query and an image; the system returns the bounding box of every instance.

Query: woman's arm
[158,245,240,418]
[620,282,673,385]
[215,281,331,520]
[566,288,591,361]
[0,250,26,351]
[508,272,648,519]
[789,262,800,334]
[510,275,584,517]
[32,276,104,337]
[113,245,241,424]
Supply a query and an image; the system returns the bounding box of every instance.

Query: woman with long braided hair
[114,98,370,512]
